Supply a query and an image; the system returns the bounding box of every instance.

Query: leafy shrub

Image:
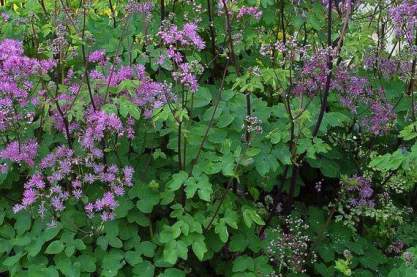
[1,0,417,276]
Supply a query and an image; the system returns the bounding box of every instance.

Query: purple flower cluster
[0,139,38,167]
[13,144,134,222]
[133,78,173,118]
[107,66,134,87]
[0,39,55,171]
[158,23,205,92]
[289,47,396,135]
[322,0,352,10]
[158,22,205,50]
[85,51,173,118]
[0,39,55,76]
[293,48,333,97]
[366,98,397,135]
[125,0,153,15]
[390,1,417,45]
[81,110,123,157]
[44,70,81,137]
[1,42,141,221]
[0,39,55,131]
[260,39,307,63]
[237,7,262,20]
[334,67,371,112]
[1,12,9,22]
[364,52,412,78]
[84,164,134,221]
[345,176,375,208]
[88,50,107,65]
[87,50,134,87]
[216,0,235,16]
[172,63,198,92]
[387,240,405,255]
[335,70,396,135]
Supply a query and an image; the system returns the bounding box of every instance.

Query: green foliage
[1,0,417,276]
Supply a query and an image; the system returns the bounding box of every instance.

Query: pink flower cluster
[364,52,412,78]
[335,69,396,135]
[133,77,173,118]
[0,39,55,170]
[366,98,397,135]
[81,110,124,157]
[158,22,205,50]
[0,139,38,167]
[125,0,153,15]
[237,7,262,20]
[291,47,396,135]
[88,50,107,65]
[390,0,417,45]
[0,39,55,130]
[158,22,205,92]
[172,63,198,92]
[293,48,333,97]
[13,144,134,222]
[345,176,375,208]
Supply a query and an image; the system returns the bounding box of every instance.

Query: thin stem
[207,0,217,59]
[178,122,182,170]
[190,61,229,174]
[312,0,333,137]
[80,0,96,110]
[160,0,165,23]
[55,86,73,149]
[204,178,234,232]
[280,0,286,44]
[39,0,48,16]
[407,33,417,127]
[221,0,251,142]
[108,0,117,28]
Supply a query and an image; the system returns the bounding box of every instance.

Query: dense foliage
[1,0,417,276]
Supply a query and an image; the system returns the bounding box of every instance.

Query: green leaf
[133,261,155,277]
[163,223,183,241]
[242,207,265,228]
[162,240,188,264]
[125,250,143,266]
[12,235,31,246]
[136,185,160,213]
[41,224,62,241]
[102,103,118,115]
[192,237,207,261]
[3,252,24,267]
[193,87,212,108]
[119,97,141,120]
[400,123,417,141]
[97,236,108,251]
[233,256,255,272]
[14,212,31,235]
[74,239,86,250]
[108,236,123,248]
[184,174,213,201]
[54,254,80,276]
[64,245,75,257]
[317,245,335,263]
[45,240,65,254]
[161,268,186,277]
[78,254,96,272]
[230,233,249,252]
[102,251,124,277]
[167,171,188,191]
[215,222,229,243]
[139,241,156,257]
